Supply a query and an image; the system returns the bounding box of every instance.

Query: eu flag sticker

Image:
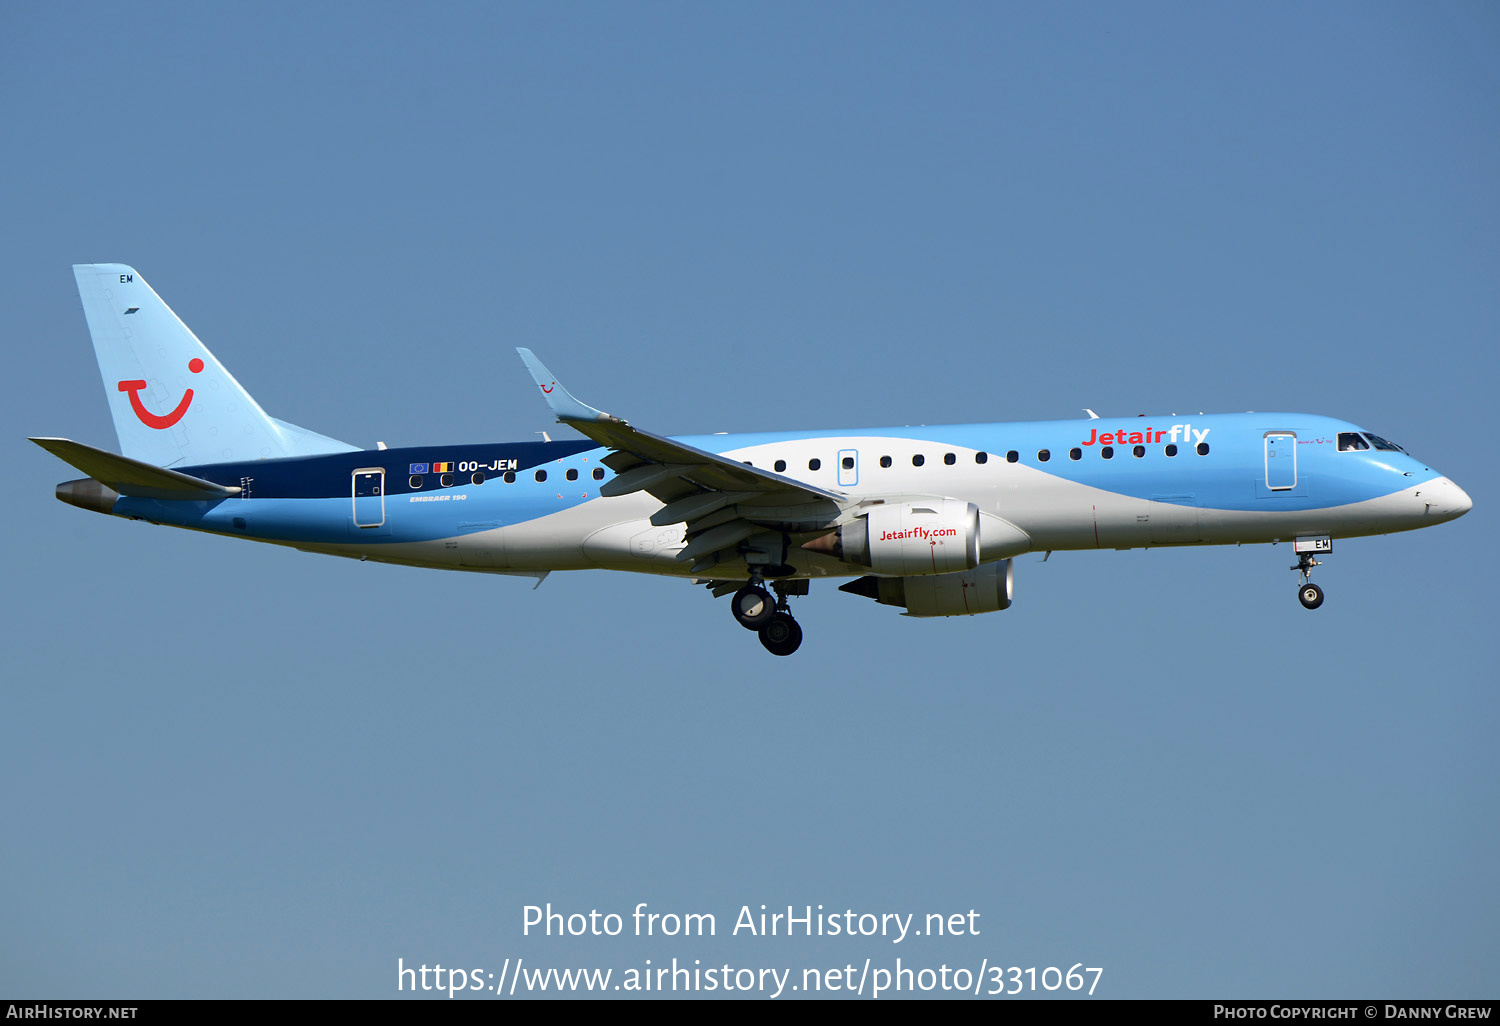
[409,463,429,474]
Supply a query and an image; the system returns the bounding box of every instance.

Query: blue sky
[3,1,1496,999]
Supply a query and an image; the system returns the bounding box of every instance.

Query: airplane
[33,264,1473,656]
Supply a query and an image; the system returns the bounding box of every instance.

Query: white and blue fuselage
[36,264,1472,655]
[102,413,1467,576]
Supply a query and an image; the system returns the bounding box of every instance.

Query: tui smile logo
[118,358,204,429]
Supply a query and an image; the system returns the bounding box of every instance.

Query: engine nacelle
[804,499,1030,575]
[838,560,1014,617]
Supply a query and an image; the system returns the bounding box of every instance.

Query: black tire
[758,612,803,656]
[731,584,775,630]
[1298,582,1324,609]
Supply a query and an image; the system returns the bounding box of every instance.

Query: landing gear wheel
[758,612,803,656]
[1290,551,1326,610]
[731,584,775,630]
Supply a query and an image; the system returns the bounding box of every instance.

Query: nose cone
[1421,477,1472,521]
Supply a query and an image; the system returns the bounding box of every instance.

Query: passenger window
[912,454,925,467]
[1069,448,1081,461]
[409,475,423,489]
[1133,445,1144,458]
[592,467,604,480]
[842,456,854,470]
[1165,444,1177,457]
[440,473,454,487]
[1196,442,1210,456]
[503,471,516,483]
[472,472,485,485]
[1338,432,1369,452]
[535,469,547,482]
[1037,449,1050,462]
[774,459,786,472]
[1006,451,1019,463]
[1101,446,1113,460]
[808,458,821,471]
[566,468,578,481]
[943,453,955,465]
[975,452,988,464]
[879,455,892,468]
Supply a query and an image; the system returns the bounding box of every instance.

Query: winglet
[515,348,622,424]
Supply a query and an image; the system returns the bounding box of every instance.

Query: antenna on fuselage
[1083,409,1100,420]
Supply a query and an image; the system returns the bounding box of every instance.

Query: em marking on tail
[117,358,204,429]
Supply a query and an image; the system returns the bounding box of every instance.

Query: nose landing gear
[1292,552,1325,609]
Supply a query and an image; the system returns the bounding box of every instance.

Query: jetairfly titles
[1080,424,1211,447]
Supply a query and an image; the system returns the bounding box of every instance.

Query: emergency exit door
[353,469,386,527]
[1265,433,1297,491]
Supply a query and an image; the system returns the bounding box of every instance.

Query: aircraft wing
[517,349,846,572]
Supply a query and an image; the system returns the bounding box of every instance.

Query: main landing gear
[730,578,804,656]
[1292,552,1325,610]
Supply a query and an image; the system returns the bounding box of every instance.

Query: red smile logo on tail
[118,358,204,429]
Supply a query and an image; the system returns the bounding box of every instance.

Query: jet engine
[838,559,1015,617]
[803,498,1030,575]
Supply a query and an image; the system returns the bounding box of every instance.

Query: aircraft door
[353,468,386,527]
[838,449,859,487]
[1265,433,1297,491]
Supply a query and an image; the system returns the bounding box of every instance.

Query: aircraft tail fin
[71,263,359,467]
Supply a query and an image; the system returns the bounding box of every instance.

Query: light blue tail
[72,263,359,467]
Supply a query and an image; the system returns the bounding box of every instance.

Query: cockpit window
[1337,432,1369,452]
[1365,434,1405,453]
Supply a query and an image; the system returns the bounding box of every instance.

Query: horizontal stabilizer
[31,437,241,500]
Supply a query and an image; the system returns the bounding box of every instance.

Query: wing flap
[650,490,765,527]
[676,521,761,564]
[599,462,699,498]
